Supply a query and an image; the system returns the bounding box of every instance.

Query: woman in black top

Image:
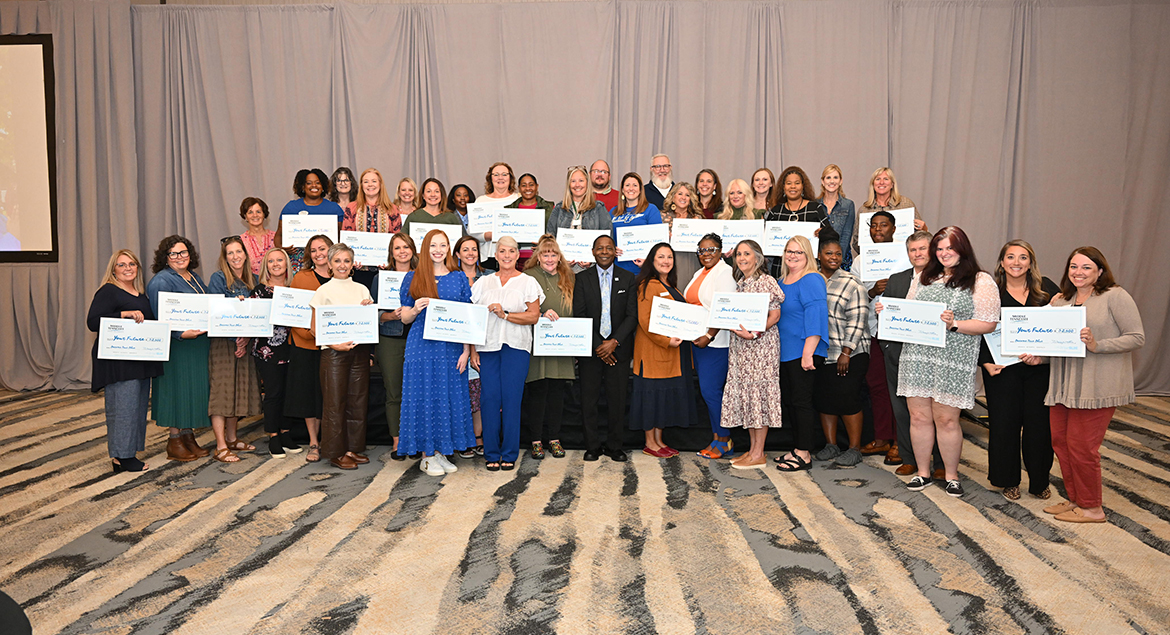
[87,250,164,472]
[978,239,1060,500]
[764,166,829,278]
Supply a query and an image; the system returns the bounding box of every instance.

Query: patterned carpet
[1,389,1168,635]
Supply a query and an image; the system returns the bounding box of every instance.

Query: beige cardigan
[1046,286,1144,409]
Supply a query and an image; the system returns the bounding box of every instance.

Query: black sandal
[500,461,515,471]
[486,462,501,472]
[776,453,811,472]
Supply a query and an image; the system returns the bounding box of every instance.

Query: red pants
[865,338,895,440]
[1050,404,1114,509]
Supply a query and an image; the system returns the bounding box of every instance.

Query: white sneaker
[420,456,445,476]
[434,453,458,473]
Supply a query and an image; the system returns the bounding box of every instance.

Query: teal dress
[146,267,211,429]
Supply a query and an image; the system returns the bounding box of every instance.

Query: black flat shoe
[606,448,628,462]
[583,448,602,461]
[390,450,406,461]
[112,457,147,473]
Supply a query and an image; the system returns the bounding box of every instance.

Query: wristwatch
[948,324,959,332]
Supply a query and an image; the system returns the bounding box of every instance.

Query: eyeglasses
[590,168,610,175]
[697,247,719,255]
[651,164,671,170]
[785,249,804,256]
[491,172,510,178]
[335,178,351,184]
[220,236,238,244]
[114,262,138,269]
[567,165,587,173]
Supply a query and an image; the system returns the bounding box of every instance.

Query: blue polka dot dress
[397,270,477,456]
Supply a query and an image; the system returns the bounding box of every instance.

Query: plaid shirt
[824,268,870,359]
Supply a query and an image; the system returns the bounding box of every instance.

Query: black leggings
[781,357,823,452]
[254,357,291,434]
[523,379,567,444]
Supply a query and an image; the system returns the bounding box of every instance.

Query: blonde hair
[217,237,255,291]
[394,177,421,210]
[495,235,521,255]
[523,234,575,305]
[663,182,701,221]
[562,166,598,212]
[354,168,395,214]
[326,243,355,275]
[863,167,904,209]
[257,247,290,287]
[100,249,145,294]
[818,164,846,200]
[719,179,756,220]
[779,235,819,280]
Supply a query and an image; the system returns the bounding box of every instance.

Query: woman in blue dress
[398,229,476,477]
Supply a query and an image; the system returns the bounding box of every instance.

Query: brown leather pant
[319,346,370,461]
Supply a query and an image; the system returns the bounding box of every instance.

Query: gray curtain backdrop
[1,0,1168,395]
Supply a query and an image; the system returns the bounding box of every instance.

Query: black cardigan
[87,283,164,391]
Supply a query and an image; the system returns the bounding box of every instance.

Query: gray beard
[651,175,672,190]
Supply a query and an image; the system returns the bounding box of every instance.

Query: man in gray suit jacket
[877,230,941,475]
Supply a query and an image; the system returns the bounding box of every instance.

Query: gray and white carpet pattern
[1,390,1168,634]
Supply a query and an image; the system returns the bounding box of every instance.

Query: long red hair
[409,229,459,300]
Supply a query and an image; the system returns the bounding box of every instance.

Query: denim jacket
[820,196,856,271]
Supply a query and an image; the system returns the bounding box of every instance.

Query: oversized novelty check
[877,297,947,348]
[377,271,407,309]
[983,327,1021,367]
[339,230,391,266]
[720,220,766,248]
[156,291,210,331]
[648,296,709,340]
[763,221,820,256]
[492,209,544,243]
[268,286,315,328]
[97,318,171,361]
[707,292,770,332]
[281,214,338,247]
[208,297,274,337]
[314,305,379,346]
[466,202,494,234]
[422,299,489,346]
[669,218,722,253]
[616,224,670,261]
[556,228,610,263]
[1000,307,1086,357]
[532,317,593,357]
[857,242,912,283]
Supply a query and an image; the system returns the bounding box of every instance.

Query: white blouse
[682,260,737,348]
[471,271,544,353]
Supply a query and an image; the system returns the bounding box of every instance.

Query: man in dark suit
[878,230,942,476]
[572,235,637,461]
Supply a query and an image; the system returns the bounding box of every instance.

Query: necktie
[600,269,611,338]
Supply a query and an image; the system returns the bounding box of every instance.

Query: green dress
[526,267,576,382]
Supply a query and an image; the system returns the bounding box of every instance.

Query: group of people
[87,157,1145,525]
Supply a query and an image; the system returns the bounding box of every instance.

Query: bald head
[590,159,611,190]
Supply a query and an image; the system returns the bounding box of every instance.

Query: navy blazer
[572,264,637,359]
[877,267,915,361]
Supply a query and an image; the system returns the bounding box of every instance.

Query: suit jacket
[877,267,915,361]
[572,264,637,360]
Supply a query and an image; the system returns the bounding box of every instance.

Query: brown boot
[180,431,210,458]
[884,442,902,465]
[167,436,198,462]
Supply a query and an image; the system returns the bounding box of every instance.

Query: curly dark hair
[292,168,331,199]
[151,235,201,273]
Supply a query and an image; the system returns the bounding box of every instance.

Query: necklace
[177,270,204,293]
